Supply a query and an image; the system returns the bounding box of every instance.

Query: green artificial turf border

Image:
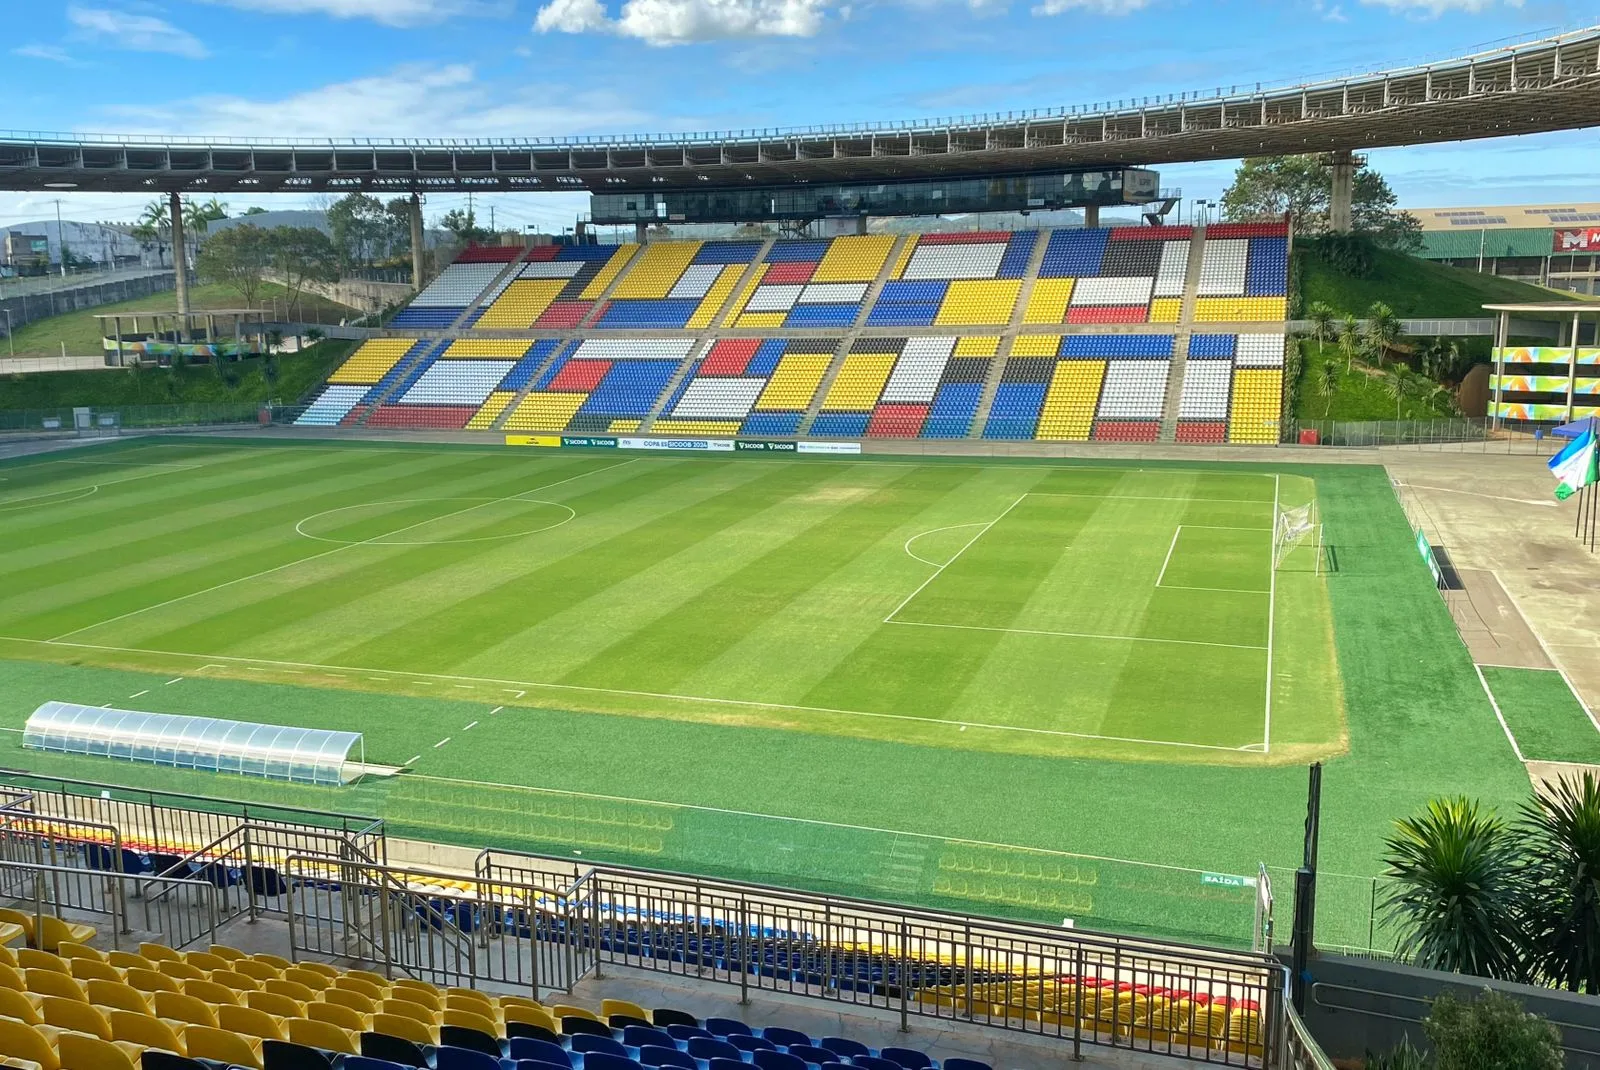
[1480,665,1600,765]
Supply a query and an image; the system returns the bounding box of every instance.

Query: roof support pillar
[1083,204,1100,229]
[409,192,425,293]
[1328,150,1355,234]
[170,191,190,317]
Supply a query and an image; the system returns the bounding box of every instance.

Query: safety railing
[1280,1004,1336,1070]
[0,855,221,953]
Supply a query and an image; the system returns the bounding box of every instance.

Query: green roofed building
[1412,203,1600,296]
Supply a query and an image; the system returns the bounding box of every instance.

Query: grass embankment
[3,282,357,358]
[1296,340,1456,421]
[1297,246,1581,319]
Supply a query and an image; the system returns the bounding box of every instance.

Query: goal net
[1273,500,1322,572]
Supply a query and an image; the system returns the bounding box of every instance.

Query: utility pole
[490,204,495,235]
[54,200,68,277]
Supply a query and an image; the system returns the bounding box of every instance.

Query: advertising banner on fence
[1415,530,1444,587]
[735,440,798,452]
[561,436,618,448]
[618,438,735,452]
[1555,227,1600,252]
[505,435,562,447]
[796,441,862,455]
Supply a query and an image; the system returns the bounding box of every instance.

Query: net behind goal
[1273,500,1322,572]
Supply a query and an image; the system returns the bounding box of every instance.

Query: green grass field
[0,437,1533,950]
[1480,666,1600,765]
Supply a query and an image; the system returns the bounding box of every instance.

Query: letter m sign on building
[1555,227,1600,252]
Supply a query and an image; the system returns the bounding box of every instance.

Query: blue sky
[1,0,1596,234]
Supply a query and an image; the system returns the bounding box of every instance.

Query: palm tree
[1365,302,1402,366]
[1380,797,1525,979]
[1384,372,1410,421]
[1515,772,1600,993]
[1306,301,1335,347]
[1338,313,1361,374]
[1316,360,1339,419]
[134,199,170,267]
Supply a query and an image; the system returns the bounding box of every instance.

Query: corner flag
[1549,427,1598,501]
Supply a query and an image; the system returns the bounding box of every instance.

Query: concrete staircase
[967,227,1053,438]
[1156,226,1208,443]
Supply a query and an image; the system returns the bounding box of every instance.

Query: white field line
[883,494,1026,623]
[404,770,1258,874]
[1474,664,1527,762]
[46,458,638,642]
[885,618,1267,652]
[1396,482,1558,509]
[1264,473,1280,755]
[1155,526,1182,588]
[1182,524,1272,531]
[902,523,988,567]
[128,690,149,699]
[1159,585,1269,595]
[0,464,203,511]
[1491,572,1600,735]
[1024,492,1274,505]
[7,636,1259,754]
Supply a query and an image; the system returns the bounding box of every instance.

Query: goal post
[1273,499,1323,574]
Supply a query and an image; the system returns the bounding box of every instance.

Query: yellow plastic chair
[137,943,182,964]
[0,924,25,951]
[84,979,151,1016]
[0,966,39,1007]
[66,958,121,984]
[332,975,386,1001]
[16,951,69,976]
[281,968,332,992]
[24,969,87,1003]
[182,978,242,1008]
[0,1018,58,1070]
[184,952,230,974]
[207,945,248,963]
[287,1016,358,1055]
[0,987,46,1023]
[447,987,496,1009]
[250,954,293,971]
[0,909,35,947]
[57,1032,140,1070]
[504,1003,556,1033]
[390,978,441,1002]
[151,990,218,1029]
[35,918,94,954]
[553,1003,601,1023]
[263,978,319,1004]
[370,1011,437,1047]
[105,953,147,972]
[294,961,339,979]
[305,1000,368,1033]
[209,969,260,994]
[108,1009,187,1056]
[39,996,114,1041]
[124,968,180,995]
[155,960,206,982]
[322,988,377,1016]
[344,968,390,988]
[500,995,544,1013]
[55,943,103,964]
[443,1006,501,1039]
[232,959,281,983]
[218,1004,286,1043]
[246,990,304,1020]
[601,998,649,1021]
[380,997,438,1026]
[387,988,441,1015]
[185,1024,263,1069]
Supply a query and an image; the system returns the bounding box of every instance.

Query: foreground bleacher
[295,224,1290,446]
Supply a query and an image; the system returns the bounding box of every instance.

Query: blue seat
[444,1025,506,1059]
[573,1035,629,1058]
[880,1050,931,1070]
[652,1008,699,1028]
[705,1019,753,1038]
[820,1062,854,1070]
[667,1025,713,1043]
[623,1027,675,1050]
[263,1039,336,1070]
[640,1046,697,1070]
[345,1059,410,1070]
[709,1060,748,1070]
[753,1050,807,1070]
[820,1040,870,1061]
[362,1031,430,1068]
[944,1061,992,1070]
[437,1047,504,1070]
[140,1052,217,1070]
[852,1057,898,1070]
[522,1061,576,1070]
[728,1036,776,1054]
[565,1017,615,1039]
[688,1037,742,1062]
[583,1052,646,1070]
[513,1039,574,1067]
[788,1047,834,1067]
[760,1029,809,1050]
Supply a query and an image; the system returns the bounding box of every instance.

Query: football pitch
[0,438,1340,763]
[0,437,1531,948]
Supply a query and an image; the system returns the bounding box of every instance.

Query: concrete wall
[0,271,176,338]
[262,271,412,315]
[1301,952,1600,1067]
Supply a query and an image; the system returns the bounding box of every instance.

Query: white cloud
[536,0,831,43]
[11,44,83,64]
[201,0,508,28]
[535,0,612,33]
[1359,0,1518,11]
[1030,0,1151,12]
[66,6,210,58]
[99,63,665,139]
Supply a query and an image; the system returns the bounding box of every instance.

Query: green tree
[1384,373,1409,420]
[1219,155,1421,249]
[195,224,273,307]
[1365,302,1403,365]
[384,198,414,259]
[243,206,268,216]
[1338,313,1362,374]
[1316,359,1339,419]
[327,192,386,270]
[268,227,338,318]
[1307,301,1335,346]
[1516,772,1600,993]
[132,199,170,267]
[440,208,491,246]
[1424,990,1562,1070]
[1381,798,1525,979]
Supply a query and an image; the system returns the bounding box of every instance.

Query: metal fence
[1283,417,1561,452]
[0,401,273,433]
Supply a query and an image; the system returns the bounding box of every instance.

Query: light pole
[2,308,11,357]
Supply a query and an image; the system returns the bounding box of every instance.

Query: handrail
[0,856,221,951]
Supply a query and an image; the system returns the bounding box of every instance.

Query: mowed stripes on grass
[0,439,1345,764]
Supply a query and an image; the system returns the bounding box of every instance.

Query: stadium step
[484,341,579,433]
[864,836,934,898]
[350,340,448,426]
[793,342,853,437]
[446,251,530,331]
[852,233,913,330]
[967,226,1055,438]
[576,243,647,328]
[1156,227,1210,442]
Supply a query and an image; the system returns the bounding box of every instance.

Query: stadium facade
[1413,202,1600,295]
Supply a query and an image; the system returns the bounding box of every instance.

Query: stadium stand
[295,222,1290,442]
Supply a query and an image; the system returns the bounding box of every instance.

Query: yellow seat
[553,1003,600,1023]
[305,1001,368,1033]
[35,919,94,955]
[287,1016,358,1055]
[390,978,441,1002]
[281,968,332,992]
[0,988,45,1023]
[389,987,441,1013]
[124,969,179,995]
[218,1004,285,1042]
[371,1011,437,1047]
[250,954,292,971]
[57,1033,141,1070]
[155,960,206,982]
[84,980,150,1016]
[181,978,240,1008]
[207,945,248,963]
[263,979,319,1004]
[54,944,102,965]
[331,975,386,1001]
[246,990,303,1020]
[444,1007,501,1038]
[381,998,437,1026]
[151,991,217,1029]
[184,952,230,973]
[105,953,146,972]
[0,910,35,948]
[446,987,495,1009]
[15,951,68,976]
[322,989,376,1016]
[24,970,86,1003]
[137,944,182,964]
[39,996,113,1040]
[343,968,389,989]
[209,969,260,994]
[108,1009,187,1055]
[0,1058,42,1070]
[186,1024,263,1069]
[499,995,543,1013]
[0,928,22,952]
[504,1004,556,1033]
[601,998,648,1022]
[294,962,339,979]
[66,959,120,984]
[0,1018,58,1070]
[232,960,280,983]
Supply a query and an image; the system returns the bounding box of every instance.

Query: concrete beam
[170,191,189,316]
[1328,150,1355,234]
[409,193,425,293]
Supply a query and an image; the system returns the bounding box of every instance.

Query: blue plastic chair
[667,1025,714,1043]
[640,1046,697,1070]
[788,1047,834,1067]
[729,1035,776,1054]
[437,1047,504,1070]
[623,1027,675,1051]
[706,1018,754,1038]
[821,1039,870,1061]
[753,1049,808,1070]
[944,1061,992,1070]
[345,1059,410,1070]
[881,1050,932,1070]
[760,1029,810,1050]
[573,1035,629,1058]
[852,1057,899,1070]
[583,1052,646,1070]
[709,1059,749,1070]
[688,1037,742,1063]
[520,1061,575,1070]
[512,1038,574,1066]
